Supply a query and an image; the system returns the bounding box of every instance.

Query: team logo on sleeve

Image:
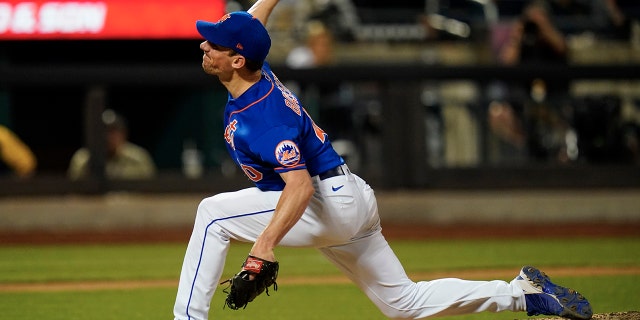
[275,140,301,167]
[224,119,238,149]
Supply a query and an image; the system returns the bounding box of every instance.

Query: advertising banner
[0,0,225,39]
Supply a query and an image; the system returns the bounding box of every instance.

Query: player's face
[200,41,236,77]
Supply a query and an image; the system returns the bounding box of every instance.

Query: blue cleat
[512,266,593,319]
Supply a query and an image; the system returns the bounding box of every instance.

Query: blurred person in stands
[285,20,363,171]
[68,109,156,180]
[498,0,568,67]
[498,0,640,165]
[0,124,37,178]
[286,19,335,69]
[491,0,574,163]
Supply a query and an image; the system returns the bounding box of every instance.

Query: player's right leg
[319,231,525,319]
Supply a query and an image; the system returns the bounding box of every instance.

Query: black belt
[318,165,347,180]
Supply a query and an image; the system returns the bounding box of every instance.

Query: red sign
[0,0,225,39]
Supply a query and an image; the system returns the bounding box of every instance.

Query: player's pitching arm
[250,169,315,262]
[247,0,280,26]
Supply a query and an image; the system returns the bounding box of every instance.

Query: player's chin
[201,64,214,75]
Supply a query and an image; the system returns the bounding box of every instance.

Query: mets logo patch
[275,140,301,167]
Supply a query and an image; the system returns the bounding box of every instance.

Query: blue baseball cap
[196,11,271,63]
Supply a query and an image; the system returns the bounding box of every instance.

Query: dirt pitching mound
[593,312,640,320]
[535,311,640,320]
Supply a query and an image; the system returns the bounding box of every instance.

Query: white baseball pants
[173,165,526,319]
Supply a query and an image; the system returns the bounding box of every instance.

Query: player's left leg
[173,180,363,320]
[319,231,526,319]
[174,187,280,320]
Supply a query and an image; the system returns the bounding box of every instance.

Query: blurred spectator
[521,78,575,162]
[284,19,338,118]
[68,109,156,180]
[286,19,360,170]
[0,124,37,178]
[487,100,527,156]
[490,0,574,164]
[498,0,570,101]
[286,20,335,69]
[496,0,637,56]
[498,0,568,66]
[289,0,359,42]
[484,81,529,164]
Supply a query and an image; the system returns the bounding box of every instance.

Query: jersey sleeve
[250,125,307,173]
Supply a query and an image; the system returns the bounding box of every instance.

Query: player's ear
[231,55,246,69]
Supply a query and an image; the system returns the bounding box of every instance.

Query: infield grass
[1,237,639,319]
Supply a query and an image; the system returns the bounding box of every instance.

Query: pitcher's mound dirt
[592,312,640,320]
[534,311,640,320]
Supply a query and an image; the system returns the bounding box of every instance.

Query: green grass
[1,237,639,319]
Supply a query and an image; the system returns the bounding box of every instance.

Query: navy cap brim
[196,20,232,49]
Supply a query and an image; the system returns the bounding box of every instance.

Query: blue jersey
[222,62,344,191]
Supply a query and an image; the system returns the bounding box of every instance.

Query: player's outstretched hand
[220,255,279,310]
